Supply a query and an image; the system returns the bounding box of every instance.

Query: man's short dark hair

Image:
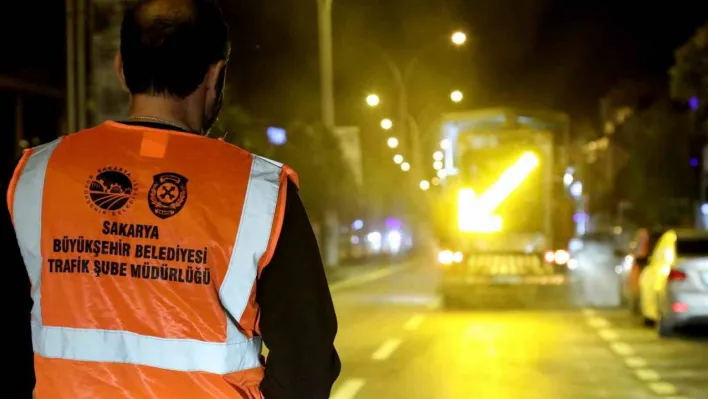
[120,0,230,98]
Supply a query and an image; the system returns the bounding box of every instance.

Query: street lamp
[451,31,467,46]
[450,90,463,103]
[433,151,444,161]
[437,169,447,179]
[393,154,404,164]
[440,138,452,150]
[433,161,443,170]
[419,180,430,191]
[401,162,411,172]
[366,94,380,107]
[381,118,393,130]
[387,137,399,149]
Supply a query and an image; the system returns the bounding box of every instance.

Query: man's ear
[206,60,227,93]
[114,53,129,92]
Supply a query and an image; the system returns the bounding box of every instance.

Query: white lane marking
[598,329,619,341]
[403,315,425,331]
[330,378,366,399]
[624,357,648,368]
[587,316,610,329]
[330,265,406,292]
[648,382,678,396]
[582,308,596,317]
[635,369,661,381]
[610,342,634,356]
[371,339,402,361]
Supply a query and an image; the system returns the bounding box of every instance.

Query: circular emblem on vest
[84,167,138,215]
[148,172,189,219]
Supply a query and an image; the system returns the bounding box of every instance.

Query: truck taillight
[543,251,555,263]
[554,250,570,265]
[438,250,463,266]
[438,250,454,265]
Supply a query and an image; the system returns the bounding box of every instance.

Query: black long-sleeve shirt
[3,122,341,398]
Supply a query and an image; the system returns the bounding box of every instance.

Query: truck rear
[433,108,572,307]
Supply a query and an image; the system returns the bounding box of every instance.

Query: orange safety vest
[7,121,298,399]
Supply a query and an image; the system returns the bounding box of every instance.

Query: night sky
[223,0,708,128]
[2,1,708,129]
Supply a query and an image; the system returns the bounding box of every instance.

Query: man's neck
[129,94,204,133]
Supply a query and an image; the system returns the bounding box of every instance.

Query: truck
[433,107,574,308]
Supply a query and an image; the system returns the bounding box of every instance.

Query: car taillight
[672,302,689,313]
[667,269,687,281]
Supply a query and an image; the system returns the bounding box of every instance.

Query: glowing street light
[393,154,404,164]
[451,31,467,46]
[433,151,444,161]
[450,90,463,103]
[381,118,393,130]
[437,169,447,179]
[563,172,574,186]
[401,162,411,172]
[419,180,430,191]
[440,138,451,150]
[433,161,443,170]
[366,94,380,107]
[387,137,399,149]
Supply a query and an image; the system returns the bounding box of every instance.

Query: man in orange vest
[4,0,341,397]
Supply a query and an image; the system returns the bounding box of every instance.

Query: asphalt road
[327,256,708,399]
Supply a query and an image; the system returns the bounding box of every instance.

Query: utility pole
[316,0,339,267]
[317,0,335,130]
[66,0,77,134]
[77,0,87,130]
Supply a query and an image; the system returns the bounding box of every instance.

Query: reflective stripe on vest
[12,137,282,375]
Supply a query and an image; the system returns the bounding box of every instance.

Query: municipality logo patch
[148,172,189,219]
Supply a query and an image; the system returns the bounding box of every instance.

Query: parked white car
[638,229,708,337]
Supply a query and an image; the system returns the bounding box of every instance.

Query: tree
[669,21,708,124]
[216,105,273,156]
[613,100,695,226]
[274,122,359,221]
[216,105,358,221]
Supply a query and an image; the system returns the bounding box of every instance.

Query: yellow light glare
[433,161,443,170]
[401,162,411,172]
[393,154,404,164]
[433,151,444,161]
[381,118,393,130]
[387,137,399,149]
[366,94,380,107]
